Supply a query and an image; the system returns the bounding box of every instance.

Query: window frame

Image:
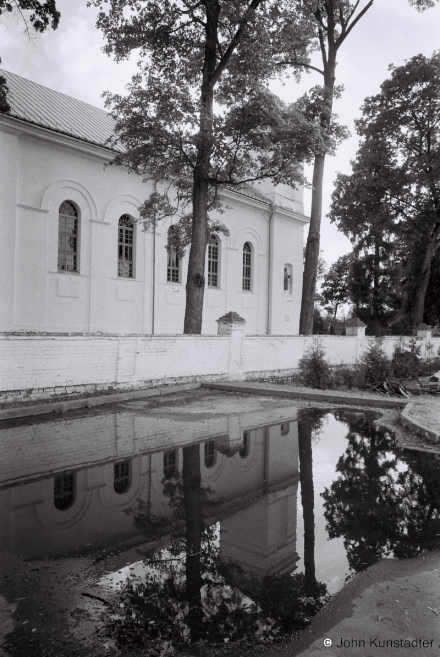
[58,201,79,273]
[114,460,131,495]
[163,449,178,478]
[207,234,220,288]
[283,264,293,294]
[167,226,181,283]
[118,215,135,279]
[54,471,76,511]
[242,241,253,291]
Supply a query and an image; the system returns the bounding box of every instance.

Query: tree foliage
[329,53,440,333]
[356,52,440,329]
[0,0,60,112]
[91,0,327,334]
[279,0,439,334]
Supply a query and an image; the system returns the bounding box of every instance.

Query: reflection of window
[280,422,290,436]
[163,449,177,478]
[284,264,293,294]
[204,441,216,468]
[58,201,79,272]
[167,226,181,283]
[208,235,219,287]
[118,215,134,278]
[239,431,250,459]
[54,472,76,510]
[242,242,252,291]
[114,460,131,494]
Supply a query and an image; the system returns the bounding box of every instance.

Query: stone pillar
[345,318,367,362]
[345,318,367,337]
[416,323,432,340]
[216,312,246,380]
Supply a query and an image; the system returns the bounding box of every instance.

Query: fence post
[216,312,246,380]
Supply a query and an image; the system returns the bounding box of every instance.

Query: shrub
[418,343,440,376]
[391,338,422,378]
[331,365,365,390]
[359,340,392,385]
[298,341,331,389]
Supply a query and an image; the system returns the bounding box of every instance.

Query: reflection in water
[109,433,327,652]
[2,402,440,652]
[322,411,440,573]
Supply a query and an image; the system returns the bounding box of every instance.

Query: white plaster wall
[1,333,439,400]
[1,123,307,336]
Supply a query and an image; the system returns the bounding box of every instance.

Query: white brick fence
[1,330,439,404]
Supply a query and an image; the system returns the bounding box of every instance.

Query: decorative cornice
[0,114,116,163]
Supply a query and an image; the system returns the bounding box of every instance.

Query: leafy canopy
[0,0,60,112]
[90,1,343,249]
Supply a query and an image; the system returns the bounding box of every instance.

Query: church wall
[0,129,18,331]
[1,123,307,336]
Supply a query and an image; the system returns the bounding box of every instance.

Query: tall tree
[91,0,323,334]
[320,253,352,330]
[0,0,60,111]
[329,140,403,335]
[280,0,439,335]
[350,52,440,330]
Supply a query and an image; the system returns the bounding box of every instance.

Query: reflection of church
[0,406,300,576]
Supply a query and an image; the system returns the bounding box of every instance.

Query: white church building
[0,70,308,338]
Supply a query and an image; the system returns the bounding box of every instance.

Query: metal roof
[0,69,116,149]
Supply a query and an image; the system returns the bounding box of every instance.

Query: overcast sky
[1,0,439,268]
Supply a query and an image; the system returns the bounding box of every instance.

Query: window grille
[167,226,181,283]
[208,235,219,287]
[114,460,131,494]
[118,215,134,278]
[242,242,252,291]
[163,449,177,478]
[54,472,75,510]
[204,441,216,468]
[58,201,78,272]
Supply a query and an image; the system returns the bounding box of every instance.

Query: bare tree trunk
[411,238,436,329]
[183,1,219,335]
[300,154,325,335]
[299,41,336,335]
[373,239,383,337]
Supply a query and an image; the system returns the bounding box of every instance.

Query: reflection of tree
[298,417,316,587]
[182,444,203,640]
[109,436,328,653]
[322,412,440,574]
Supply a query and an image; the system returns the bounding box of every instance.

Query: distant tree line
[321,52,440,337]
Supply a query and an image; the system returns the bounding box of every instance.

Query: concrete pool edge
[201,381,407,409]
[0,382,202,421]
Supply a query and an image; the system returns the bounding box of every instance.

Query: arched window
[208,235,220,287]
[284,264,293,294]
[167,226,181,283]
[204,440,216,468]
[163,449,177,478]
[114,460,131,494]
[118,215,134,278]
[58,201,79,272]
[242,242,252,291]
[54,472,76,511]
[239,431,250,459]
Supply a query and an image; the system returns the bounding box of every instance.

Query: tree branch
[336,0,374,49]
